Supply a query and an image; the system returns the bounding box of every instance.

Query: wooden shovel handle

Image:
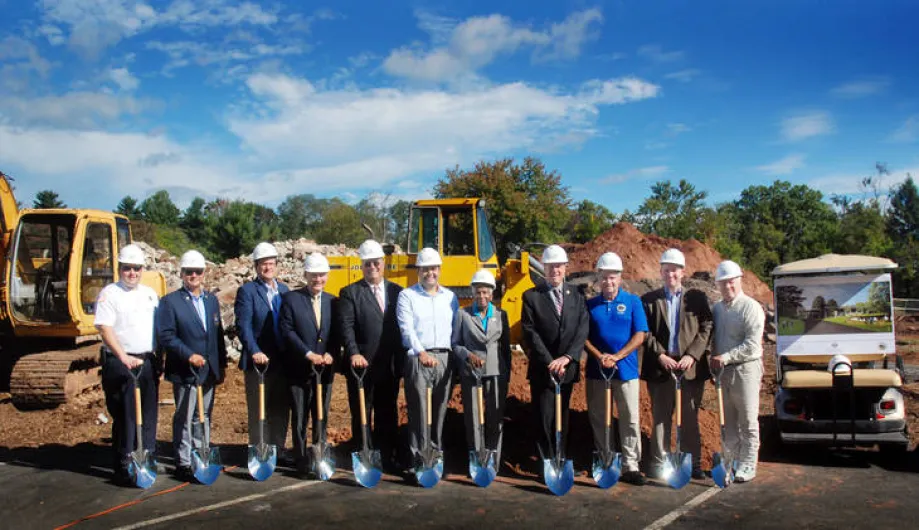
[426,387,432,427]
[359,386,367,426]
[259,381,266,421]
[196,384,206,423]
[317,383,324,422]
[605,386,611,428]
[134,386,143,427]
[477,384,485,426]
[555,390,562,433]
[675,386,682,426]
[716,385,725,428]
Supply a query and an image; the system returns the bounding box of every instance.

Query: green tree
[204,200,277,261]
[311,200,366,247]
[33,190,66,209]
[731,180,838,280]
[565,199,616,243]
[886,175,919,297]
[115,196,141,219]
[635,179,708,240]
[388,200,412,248]
[140,190,181,226]
[867,281,891,315]
[179,197,208,245]
[277,194,321,239]
[433,157,571,261]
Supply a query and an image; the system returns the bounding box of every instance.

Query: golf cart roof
[772,254,898,277]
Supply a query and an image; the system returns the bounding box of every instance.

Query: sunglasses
[183,269,205,276]
[363,260,383,268]
[121,265,143,272]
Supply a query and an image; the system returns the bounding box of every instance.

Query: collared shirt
[94,282,159,353]
[258,277,282,338]
[397,283,459,356]
[665,286,682,354]
[713,293,765,365]
[184,287,207,331]
[586,290,648,381]
[366,279,385,307]
[472,302,494,332]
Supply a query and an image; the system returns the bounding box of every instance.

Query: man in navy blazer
[235,242,291,456]
[158,250,228,482]
[279,252,340,475]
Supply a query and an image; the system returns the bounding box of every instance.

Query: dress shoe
[620,470,647,486]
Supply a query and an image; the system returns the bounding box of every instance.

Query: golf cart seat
[781,369,902,389]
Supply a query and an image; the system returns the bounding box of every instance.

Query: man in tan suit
[641,248,713,481]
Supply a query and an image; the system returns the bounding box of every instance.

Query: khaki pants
[722,360,763,470]
[587,378,641,473]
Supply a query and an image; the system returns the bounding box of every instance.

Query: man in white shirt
[396,248,459,478]
[711,260,765,483]
[95,244,160,486]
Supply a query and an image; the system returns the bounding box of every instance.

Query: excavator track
[9,343,102,409]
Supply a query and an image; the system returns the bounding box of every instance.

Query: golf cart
[772,254,909,455]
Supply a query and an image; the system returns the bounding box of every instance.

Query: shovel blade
[591,450,622,489]
[468,449,497,488]
[192,447,223,485]
[711,452,732,489]
[247,443,277,482]
[310,443,335,481]
[351,449,383,488]
[665,452,692,490]
[128,451,157,489]
[414,448,444,488]
[543,458,575,496]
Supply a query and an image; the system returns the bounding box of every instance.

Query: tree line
[28,158,919,297]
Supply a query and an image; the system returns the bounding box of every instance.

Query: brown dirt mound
[565,222,774,304]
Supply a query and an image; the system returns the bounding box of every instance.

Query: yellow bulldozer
[1,172,165,408]
[325,198,543,344]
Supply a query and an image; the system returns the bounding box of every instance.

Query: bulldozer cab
[5,209,135,337]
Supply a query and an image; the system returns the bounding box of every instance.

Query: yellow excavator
[325,198,543,344]
[1,172,165,408]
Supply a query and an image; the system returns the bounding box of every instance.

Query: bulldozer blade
[311,442,335,481]
[192,446,222,485]
[128,450,157,489]
[414,448,444,488]
[543,457,575,496]
[247,442,277,482]
[351,448,383,488]
[665,452,692,490]
[468,449,497,488]
[591,450,621,489]
[711,452,733,489]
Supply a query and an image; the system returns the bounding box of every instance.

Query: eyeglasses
[183,269,205,276]
[363,260,383,268]
[121,265,143,272]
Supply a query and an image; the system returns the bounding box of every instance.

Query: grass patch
[777,317,805,335]
[823,315,893,332]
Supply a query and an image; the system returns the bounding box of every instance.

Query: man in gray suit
[452,269,512,470]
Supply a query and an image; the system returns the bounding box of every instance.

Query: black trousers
[346,372,399,462]
[101,353,158,472]
[289,376,334,461]
[530,379,573,462]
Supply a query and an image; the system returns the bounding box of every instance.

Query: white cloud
[666,123,691,135]
[809,166,919,197]
[781,111,834,141]
[383,9,603,82]
[637,44,684,63]
[146,39,306,75]
[830,77,890,98]
[602,165,670,184]
[108,66,139,91]
[0,36,54,92]
[890,115,919,143]
[0,91,149,128]
[755,153,806,175]
[664,69,700,82]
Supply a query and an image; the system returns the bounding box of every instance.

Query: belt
[103,348,152,359]
[426,348,451,354]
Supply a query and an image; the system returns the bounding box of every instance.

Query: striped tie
[553,288,563,316]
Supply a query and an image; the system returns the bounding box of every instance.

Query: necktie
[270,290,281,339]
[553,288,563,316]
[312,294,322,327]
[373,284,385,312]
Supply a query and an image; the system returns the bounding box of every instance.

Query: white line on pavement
[111,480,323,530]
[643,486,722,530]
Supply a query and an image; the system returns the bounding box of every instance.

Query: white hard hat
[358,239,385,261]
[828,354,852,375]
[304,252,330,273]
[660,248,686,268]
[180,250,206,269]
[118,244,145,266]
[415,247,442,267]
[541,244,568,264]
[470,269,496,289]
[252,242,278,262]
[596,252,623,272]
[715,260,743,282]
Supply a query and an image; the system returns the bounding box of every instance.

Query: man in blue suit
[279,252,339,475]
[235,242,291,458]
[158,249,228,482]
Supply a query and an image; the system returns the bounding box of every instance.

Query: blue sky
[1,0,917,214]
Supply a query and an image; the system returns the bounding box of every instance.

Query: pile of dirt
[565,223,774,305]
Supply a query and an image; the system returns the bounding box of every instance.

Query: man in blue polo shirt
[584,252,649,485]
